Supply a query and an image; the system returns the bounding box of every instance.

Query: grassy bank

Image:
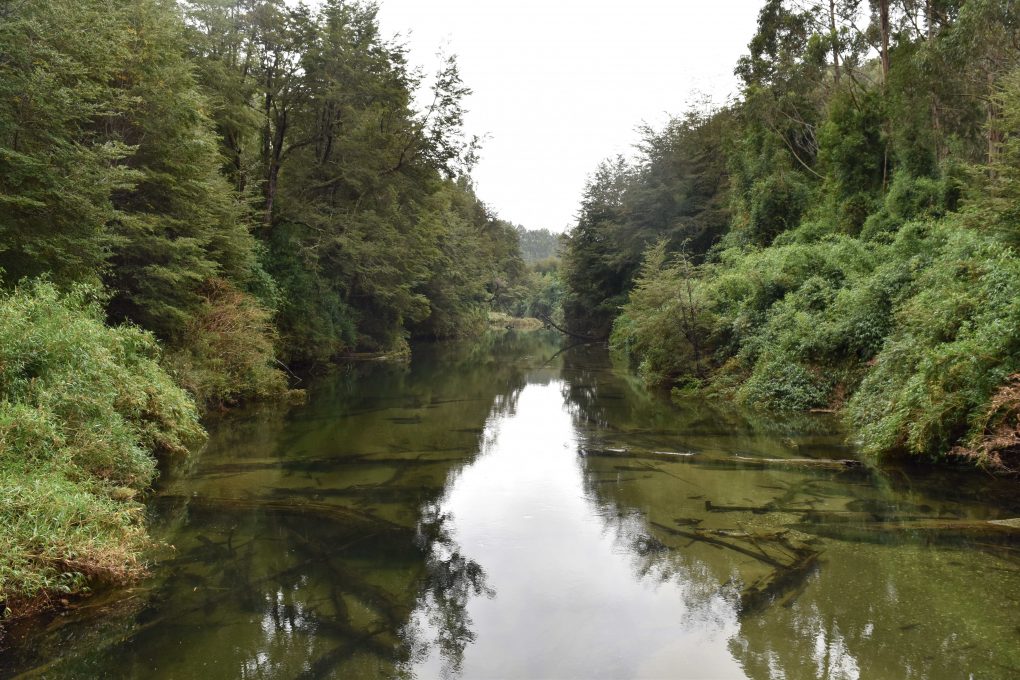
[0,282,204,618]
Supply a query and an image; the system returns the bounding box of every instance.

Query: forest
[562,0,1020,474]
[0,0,535,615]
[3,0,1020,627]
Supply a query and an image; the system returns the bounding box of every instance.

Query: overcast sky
[373,0,766,232]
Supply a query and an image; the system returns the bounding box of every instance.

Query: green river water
[2,331,1019,679]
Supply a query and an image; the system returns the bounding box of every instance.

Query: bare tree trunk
[927,0,943,162]
[264,107,286,228]
[879,0,891,191]
[988,70,1001,175]
[880,0,891,84]
[830,0,841,86]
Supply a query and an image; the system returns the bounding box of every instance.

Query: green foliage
[563,110,731,335]
[516,227,561,264]
[817,89,885,202]
[742,170,813,244]
[266,221,359,363]
[166,279,291,407]
[0,0,135,284]
[512,262,565,321]
[0,0,286,405]
[0,281,203,605]
[0,0,539,615]
[103,0,260,341]
[739,357,831,410]
[582,1,1020,467]
[411,182,526,339]
[848,219,1020,459]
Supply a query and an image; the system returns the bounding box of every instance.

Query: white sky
[374,0,767,232]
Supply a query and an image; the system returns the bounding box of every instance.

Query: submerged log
[732,455,862,469]
[579,447,865,474]
[706,500,784,514]
[580,447,698,462]
[650,522,787,569]
[799,510,960,524]
[704,499,820,514]
[738,550,820,616]
[793,518,1020,546]
[191,452,467,477]
[153,495,414,536]
[335,351,407,361]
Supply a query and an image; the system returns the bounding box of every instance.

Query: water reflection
[559,348,1020,680]
[3,332,1019,679]
[403,379,746,679]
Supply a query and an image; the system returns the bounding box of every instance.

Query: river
[3,332,1019,679]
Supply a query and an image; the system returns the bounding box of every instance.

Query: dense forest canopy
[563,0,1020,471]
[1,0,529,369]
[0,0,533,613]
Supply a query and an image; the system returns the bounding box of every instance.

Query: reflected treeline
[561,347,1020,680]
[6,333,1018,679]
[398,504,494,678]
[1,331,565,679]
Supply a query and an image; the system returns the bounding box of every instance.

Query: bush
[0,280,203,611]
[847,221,1020,459]
[167,278,291,408]
[738,355,831,410]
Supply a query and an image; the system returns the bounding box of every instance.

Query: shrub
[847,221,1020,459]
[167,278,291,408]
[0,280,203,611]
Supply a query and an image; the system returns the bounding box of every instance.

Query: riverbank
[3,333,1018,678]
[0,283,205,622]
[487,311,546,331]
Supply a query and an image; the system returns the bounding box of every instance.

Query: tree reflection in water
[4,333,1019,679]
[561,344,1020,680]
[400,503,495,677]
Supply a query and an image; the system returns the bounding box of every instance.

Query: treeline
[563,0,1020,471]
[511,226,563,321]
[516,226,560,263]
[0,0,526,613]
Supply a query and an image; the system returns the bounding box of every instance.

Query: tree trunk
[830,0,841,86]
[988,70,1001,175]
[879,0,891,84]
[264,108,286,228]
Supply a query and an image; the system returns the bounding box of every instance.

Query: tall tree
[0,0,134,284]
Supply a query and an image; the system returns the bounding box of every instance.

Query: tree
[103,0,261,341]
[0,0,134,284]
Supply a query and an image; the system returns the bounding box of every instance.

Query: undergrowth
[0,281,204,615]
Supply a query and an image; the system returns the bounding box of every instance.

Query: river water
[3,332,1019,679]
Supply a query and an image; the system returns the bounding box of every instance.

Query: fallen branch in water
[732,455,862,469]
[650,521,822,617]
[794,517,1020,546]
[738,550,820,616]
[536,314,606,342]
[152,495,414,536]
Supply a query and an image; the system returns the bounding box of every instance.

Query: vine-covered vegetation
[564,0,1020,471]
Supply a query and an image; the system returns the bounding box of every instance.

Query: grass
[0,280,204,617]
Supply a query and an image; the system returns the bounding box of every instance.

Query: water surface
[3,332,1019,679]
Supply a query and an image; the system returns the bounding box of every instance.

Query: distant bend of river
[3,331,1019,679]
